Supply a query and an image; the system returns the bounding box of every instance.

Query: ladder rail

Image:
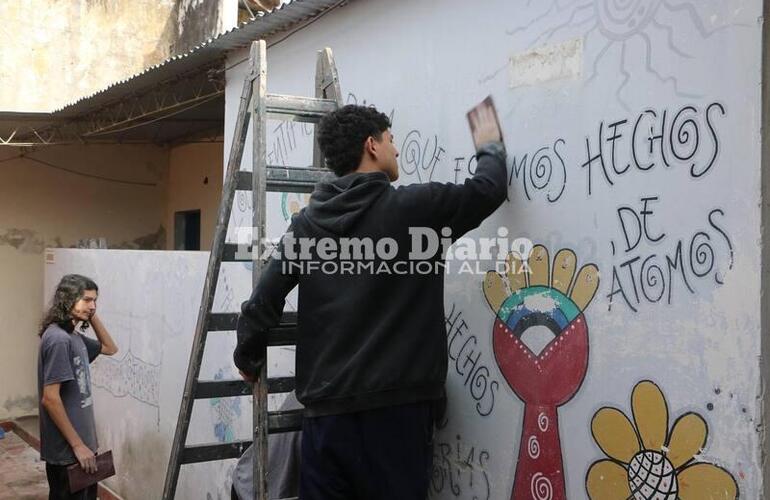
[313,47,343,168]
[163,39,341,500]
[161,41,260,500]
[251,39,270,500]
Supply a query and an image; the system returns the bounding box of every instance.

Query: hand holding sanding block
[66,450,115,493]
[467,95,505,151]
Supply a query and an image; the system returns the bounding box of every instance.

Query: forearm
[441,142,507,238]
[42,397,85,449]
[90,315,118,355]
[234,257,296,375]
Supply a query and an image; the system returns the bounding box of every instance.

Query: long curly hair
[39,274,98,337]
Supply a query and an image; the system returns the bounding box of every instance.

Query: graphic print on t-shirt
[73,354,93,408]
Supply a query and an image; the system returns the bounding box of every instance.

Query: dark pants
[300,401,434,500]
[45,463,97,500]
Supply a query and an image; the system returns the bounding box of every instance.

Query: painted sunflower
[586,380,738,499]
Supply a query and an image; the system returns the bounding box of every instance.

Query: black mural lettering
[649,109,670,168]
[665,240,696,303]
[617,206,642,253]
[619,256,642,304]
[581,121,611,195]
[582,103,724,194]
[708,208,734,284]
[607,119,630,175]
[454,157,464,184]
[467,155,478,176]
[511,153,529,200]
[632,110,656,171]
[640,197,666,243]
[608,197,733,312]
[551,138,567,203]
[640,255,665,303]
[617,197,665,252]
[607,265,638,313]
[697,102,726,178]
[430,433,491,500]
[670,105,700,166]
[399,130,445,182]
[507,138,566,203]
[444,303,498,417]
[689,231,714,278]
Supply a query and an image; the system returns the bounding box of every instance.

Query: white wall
[223,0,764,498]
[0,144,168,422]
[43,249,269,500]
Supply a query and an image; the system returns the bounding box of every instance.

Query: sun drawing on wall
[587,380,738,499]
[483,244,599,500]
[504,0,741,110]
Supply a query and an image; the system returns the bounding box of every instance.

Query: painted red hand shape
[484,245,599,500]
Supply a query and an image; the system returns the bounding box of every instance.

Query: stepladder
[162,39,342,500]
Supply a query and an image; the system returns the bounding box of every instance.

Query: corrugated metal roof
[53,0,349,117]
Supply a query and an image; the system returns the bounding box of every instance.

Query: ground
[0,430,47,500]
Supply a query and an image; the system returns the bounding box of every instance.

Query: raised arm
[234,234,300,380]
[90,314,118,356]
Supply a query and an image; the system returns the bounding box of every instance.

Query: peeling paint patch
[0,228,46,254]
[523,292,558,313]
[114,225,167,250]
[2,395,38,413]
[509,38,583,88]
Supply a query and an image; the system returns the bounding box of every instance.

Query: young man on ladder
[234,100,507,499]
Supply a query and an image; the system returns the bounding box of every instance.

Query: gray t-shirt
[38,323,101,465]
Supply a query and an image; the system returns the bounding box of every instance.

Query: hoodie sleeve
[397,142,507,240]
[233,230,299,377]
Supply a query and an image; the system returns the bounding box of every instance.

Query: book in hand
[466,95,505,151]
[66,450,115,493]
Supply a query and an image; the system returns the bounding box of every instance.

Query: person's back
[234,103,506,500]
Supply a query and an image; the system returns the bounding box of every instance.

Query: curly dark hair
[39,274,98,336]
[317,104,392,176]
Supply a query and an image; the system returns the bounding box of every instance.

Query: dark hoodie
[234,142,507,417]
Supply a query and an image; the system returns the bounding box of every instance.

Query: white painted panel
[223,0,763,498]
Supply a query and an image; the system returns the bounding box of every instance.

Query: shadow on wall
[113,428,170,500]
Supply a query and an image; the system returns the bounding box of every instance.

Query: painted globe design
[492,285,589,406]
[627,451,678,500]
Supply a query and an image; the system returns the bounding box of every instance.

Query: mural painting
[586,380,738,499]
[483,245,599,499]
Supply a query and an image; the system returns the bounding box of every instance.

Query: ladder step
[220,243,290,263]
[195,377,296,399]
[222,243,252,262]
[267,409,304,433]
[237,167,328,193]
[181,441,251,464]
[209,311,297,330]
[266,93,337,122]
[207,312,297,346]
[179,410,303,464]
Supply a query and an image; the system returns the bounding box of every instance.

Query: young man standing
[38,274,118,500]
[234,103,507,499]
